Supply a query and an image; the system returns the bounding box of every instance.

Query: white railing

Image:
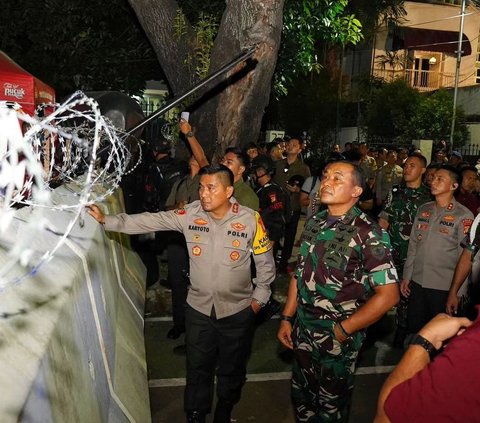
[373,68,461,91]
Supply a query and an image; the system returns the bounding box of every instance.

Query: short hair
[460,166,478,176]
[246,142,258,150]
[199,164,234,187]
[407,152,427,168]
[326,160,366,191]
[437,164,461,185]
[266,141,279,154]
[225,147,250,168]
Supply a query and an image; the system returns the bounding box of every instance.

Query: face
[386,151,397,165]
[403,157,425,183]
[425,168,436,187]
[286,139,302,155]
[359,144,368,155]
[430,169,456,196]
[320,162,361,206]
[221,152,245,181]
[199,174,233,213]
[461,170,477,193]
[270,145,283,160]
[247,148,258,159]
[254,167,269,186]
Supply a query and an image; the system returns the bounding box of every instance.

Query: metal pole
[125,46,257,137]
[449,0,467,146]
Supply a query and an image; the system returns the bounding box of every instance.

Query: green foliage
[192,13,218,79]
[363,79,421,143]
[0,0,162,97]
[361,80,468,147]
[407,90,468,147]
[275,0,363,96]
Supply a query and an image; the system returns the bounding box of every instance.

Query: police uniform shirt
[375,164,403,202]
[294,206,398,325]
[403,199,473,293]
[104,200,275,319]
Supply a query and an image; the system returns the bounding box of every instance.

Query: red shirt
[385,315,480,422]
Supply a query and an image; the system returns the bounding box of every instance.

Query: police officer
[401,165,473,335]
[87,165,275,423]
[278,161,399,422]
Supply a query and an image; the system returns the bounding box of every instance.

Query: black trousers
[167,234,189,328]
[279,210,301,268]
[407,281,449,334]
[184,305,256,413]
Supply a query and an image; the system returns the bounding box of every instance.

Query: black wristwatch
[409,334,438,355]
[185,131,194,138]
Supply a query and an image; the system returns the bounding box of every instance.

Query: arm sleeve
[402,215,420,281]
[385,325,480,423]
[251,212,276,303]
[104,210,184,234]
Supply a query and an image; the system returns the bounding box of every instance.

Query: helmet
[251,156,275,176]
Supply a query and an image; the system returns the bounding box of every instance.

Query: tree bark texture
[129,0,284,159]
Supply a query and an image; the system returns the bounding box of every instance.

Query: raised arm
[179,118,209,168]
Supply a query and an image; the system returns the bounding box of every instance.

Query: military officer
[278,161,399,422]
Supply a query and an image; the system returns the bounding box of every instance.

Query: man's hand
[333,322,348,343]
[400,279,411,297]
[86,204,105,224]
[179,118,192,135]
[278,321,294,349]
[418,313,473,350]
[446,291,460,316]
[250,299,262,314]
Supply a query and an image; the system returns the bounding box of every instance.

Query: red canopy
[0,50,55,115]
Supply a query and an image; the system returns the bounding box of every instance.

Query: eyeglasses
[256,173,267,179]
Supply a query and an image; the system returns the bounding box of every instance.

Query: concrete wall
[0,187,149,423]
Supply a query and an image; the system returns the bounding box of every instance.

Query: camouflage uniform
[378,184,432,333]
[292,206,398,422]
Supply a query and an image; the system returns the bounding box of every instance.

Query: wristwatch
[252,298,266,308]
[409,334,438,355]
[185,131,194,138]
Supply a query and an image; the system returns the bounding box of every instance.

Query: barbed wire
[0,91,142,290]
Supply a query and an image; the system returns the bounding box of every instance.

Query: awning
[0,50,55,115]
[391,27,471,56]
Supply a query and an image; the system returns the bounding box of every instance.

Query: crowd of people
[88,125,480,422]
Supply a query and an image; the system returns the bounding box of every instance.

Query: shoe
[167,325,185,340]
[186,411,206,423]
[213,400,233,423]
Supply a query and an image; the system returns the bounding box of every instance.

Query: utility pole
[449,0,467,146]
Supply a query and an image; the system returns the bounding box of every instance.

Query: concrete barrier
[0,186,149,423]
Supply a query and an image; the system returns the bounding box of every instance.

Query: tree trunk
[129,0,284,160]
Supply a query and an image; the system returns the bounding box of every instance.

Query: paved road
[145,315,402,423]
